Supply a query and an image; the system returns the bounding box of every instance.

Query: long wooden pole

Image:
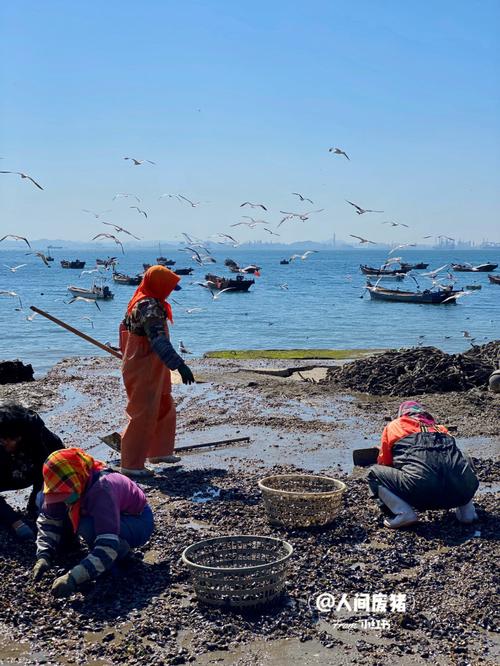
[30,306,122,359]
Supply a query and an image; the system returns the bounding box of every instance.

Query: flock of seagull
[0,150,486,349]
[1,148,457,260]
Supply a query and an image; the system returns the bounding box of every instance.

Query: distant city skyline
[1,2,499,244]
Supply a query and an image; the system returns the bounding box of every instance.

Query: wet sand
[0,355,498,665]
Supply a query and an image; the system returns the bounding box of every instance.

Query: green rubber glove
[178,363,195,385]
[32,558,51,582]
[51,572,77,598]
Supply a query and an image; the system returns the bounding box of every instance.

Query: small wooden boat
[156,256,176,266]
[174,267,194,275]
[205,274,254,292]
[67,284,114,300]
[400,262,429,270]
[61,259,85,269]
[112,272,142,286]
[366,283,459,304]
[488,274,500,284]
[96,257,118,267]
[360,264,410,276]
[46,245,61,262]
[451,262,498,272]
[280,259,290,265]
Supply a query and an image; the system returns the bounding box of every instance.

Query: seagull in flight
[230,218,266,228]
[0,290,23,309]
[185,307,205,314]
[177,194,200,207]
[82,209,111,219]
[263,227,280,236]
[382,221,409,228]
[80,268,101,277]
[81,316,94,328]
[292,192,314,204]
[278,209,324,226]
[210,287,235,300]
[329,147,350,160]
[442,291,472,304]
[0,171,44,190]
[66,296,101,310]
[92,233,125,254]
[421,264,448,278]
[0,235,31,249]
[102,222,141,240]
[124,157,155,165]
[179,340,192,354]
[27,251,51,267]
[214,233,239,246]
[181,232,203,245]
[346,200,383,215]
[3,264,27,273]
[388,243,417,255]
[240,202,267,211]
[349,234,377,245]
[129,206,148,218]
[289,251,319,261]
[113,193,141,203]
[185,247,215,265]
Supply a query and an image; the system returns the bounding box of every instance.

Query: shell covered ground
[0,354,498,665]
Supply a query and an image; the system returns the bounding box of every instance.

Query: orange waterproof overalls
[119,320,176,470]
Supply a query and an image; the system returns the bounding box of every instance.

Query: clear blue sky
[1,1,499,246]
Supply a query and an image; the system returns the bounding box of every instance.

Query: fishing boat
[96,257,118,268]
[465,285,482,290]
[451,262,498,272]
[400,262,429,270]
[488,274,500,285]
[280,259,290,265]
[156,256,176,266]
[67,284,114,300]
[366,283,460,304]
[360,264,410,276]
[205,274,254,292]
[174,267,194,275]
[112,272,142,286]
[61,259,85,269]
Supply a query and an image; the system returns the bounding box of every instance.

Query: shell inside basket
[182,535,293,609]
[258,474,346,528]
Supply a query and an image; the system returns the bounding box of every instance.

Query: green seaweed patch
[204,349,384,360]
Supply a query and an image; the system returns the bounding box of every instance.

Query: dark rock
[0,360,34,384]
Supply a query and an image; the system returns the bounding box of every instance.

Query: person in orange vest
[119,266,194,478]
[368,401,479,529]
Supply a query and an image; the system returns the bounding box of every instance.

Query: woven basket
[258,474,346,528]
[182,535,293,609]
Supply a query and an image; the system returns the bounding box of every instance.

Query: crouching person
[368,401,479,529]
[32,448,154,597]
[0,404,63,540]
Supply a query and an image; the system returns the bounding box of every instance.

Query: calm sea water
[0,248,498,374]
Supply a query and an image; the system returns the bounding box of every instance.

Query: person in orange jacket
[119,266,194,478]
[368,401,479,529]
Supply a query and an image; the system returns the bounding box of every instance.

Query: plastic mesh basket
[182,535,293,609]
[258,474,346,528]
